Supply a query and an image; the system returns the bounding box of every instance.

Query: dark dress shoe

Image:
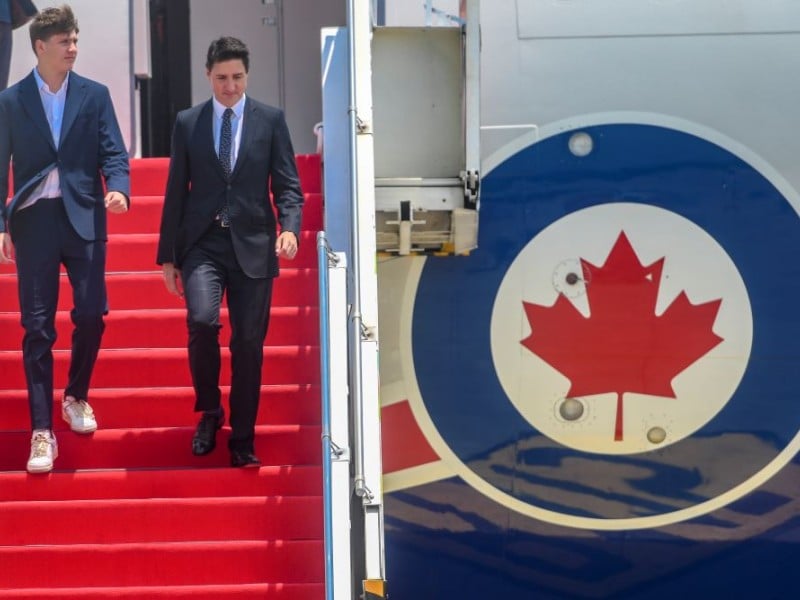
[230,451,261,468]
[192,409,225,456]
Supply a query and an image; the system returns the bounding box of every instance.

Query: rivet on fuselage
[559,397,585,421]
[647,427,667,444]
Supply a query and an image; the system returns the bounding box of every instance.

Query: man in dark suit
[0,5,130,473]
[157,36,303,468]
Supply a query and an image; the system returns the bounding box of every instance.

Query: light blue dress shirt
[212,95,245,174]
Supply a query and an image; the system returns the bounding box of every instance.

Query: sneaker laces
[66,399,94,418]
[31,433,52,459]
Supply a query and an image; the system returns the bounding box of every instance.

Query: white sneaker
[27,430,58,474]
[62,397,98,433]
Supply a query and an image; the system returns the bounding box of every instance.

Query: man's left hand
[0,233,14,264]
[276,231,298,260]
[105,191,128,214]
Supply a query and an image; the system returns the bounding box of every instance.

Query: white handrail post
[318,233,352,600]
[348,0,386,596]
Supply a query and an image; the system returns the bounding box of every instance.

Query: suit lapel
[59,73,87,149]
[197,100,228,181]
[19,73,55,151]
[230,98,256,180]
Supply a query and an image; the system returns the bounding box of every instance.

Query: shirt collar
[212,95,246,120]
[33,68,70,96]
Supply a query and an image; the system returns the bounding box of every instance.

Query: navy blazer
[0,70,130,240]
[157,97,304,279]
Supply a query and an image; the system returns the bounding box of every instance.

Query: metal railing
[317,231,352,600]
[317,231,336,600]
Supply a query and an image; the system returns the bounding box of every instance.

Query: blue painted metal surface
[384,123,800,598]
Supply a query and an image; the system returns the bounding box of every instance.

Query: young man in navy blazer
[0,5,130,473]
[157,36,303,468]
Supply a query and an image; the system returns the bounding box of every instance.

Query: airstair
[317,1,481,598]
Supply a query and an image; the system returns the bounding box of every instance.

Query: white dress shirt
[18,68,69,211]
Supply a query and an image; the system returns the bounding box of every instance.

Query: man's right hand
[162,262,183,297]
[0,233,14,264]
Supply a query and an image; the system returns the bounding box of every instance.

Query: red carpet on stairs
[0,156,325,598]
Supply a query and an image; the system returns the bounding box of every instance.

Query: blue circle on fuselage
[411,123,800,521]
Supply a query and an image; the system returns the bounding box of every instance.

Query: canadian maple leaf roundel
[521,231,723,441]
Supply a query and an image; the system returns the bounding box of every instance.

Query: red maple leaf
[521,231,723,441]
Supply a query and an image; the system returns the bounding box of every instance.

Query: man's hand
[0,232,14,264]
[105,191,128,214]
[162,263,183,297]
[276,231,298,260]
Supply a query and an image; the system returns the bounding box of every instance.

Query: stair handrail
[318,231,333,600]
[317,231,352,600]
[348,0,387,594]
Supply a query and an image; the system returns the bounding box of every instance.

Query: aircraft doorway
[141,0,283,157]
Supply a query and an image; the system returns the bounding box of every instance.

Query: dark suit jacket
[0,71,130,240]
[156,97,304,279]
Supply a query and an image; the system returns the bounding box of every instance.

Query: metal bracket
[385,200,428,255]
[356,115,370,133]
[319,234,341,267]
[360,321,377,341]
[461,169,480,207]
[325,247,340,267]
[327,438,351,461]
[354,479,375,502]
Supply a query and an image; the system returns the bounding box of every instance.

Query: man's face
[36,31,78,74]
[207,59,248,107]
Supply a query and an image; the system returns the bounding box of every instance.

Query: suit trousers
[180,223,273,453]
[11,199,107,430]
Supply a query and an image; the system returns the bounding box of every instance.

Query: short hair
[29,4,79,53]
[206,36,249,72]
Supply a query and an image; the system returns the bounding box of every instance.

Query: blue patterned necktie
[217,107,234,225]
[219,107,233,176]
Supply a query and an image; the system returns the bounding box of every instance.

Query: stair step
[130,155,320,195]
[0,384,321,430]
[0,230,319,274]
[105,231,318,271]
[0,306,320,350]
[129,157,170,195]
[0,425,321,471]
[0,269,319,311]
[0,539,324,587]
[0,496,323,545]
[0,583,325,599]
[0,465,321,501]
[107,192,323,235]
[295,154,322,194]
[0,345,320,389]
